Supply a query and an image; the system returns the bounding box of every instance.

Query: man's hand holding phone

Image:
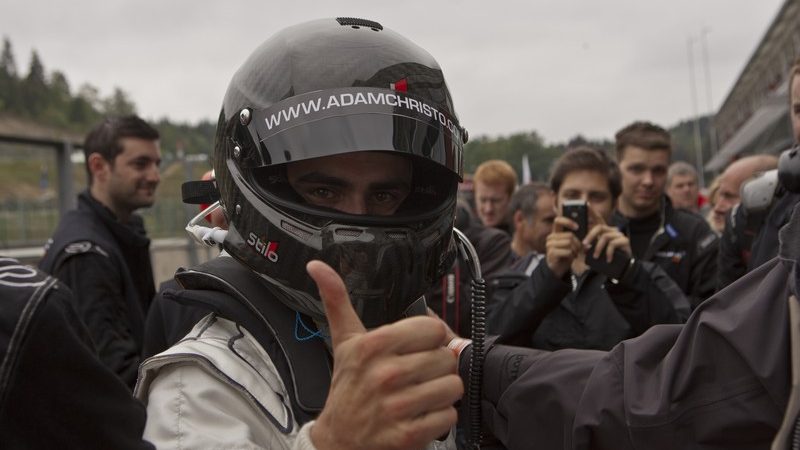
[546,203,584,278]
[582,207,633,281]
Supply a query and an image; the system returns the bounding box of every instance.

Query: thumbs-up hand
[306,260,463,450]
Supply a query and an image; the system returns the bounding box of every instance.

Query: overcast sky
[0,0,787,143]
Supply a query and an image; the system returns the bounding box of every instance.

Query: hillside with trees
[0,37,215,157]
[0,35,712,189]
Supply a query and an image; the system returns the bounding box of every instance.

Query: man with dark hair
[40,115,161,389]
[488,147,687,351]
[665,161,700,213]
[613,121,718,309]
[0,257,153,448]
[507,182,554,274]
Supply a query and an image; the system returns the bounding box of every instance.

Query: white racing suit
[134,256,455,449]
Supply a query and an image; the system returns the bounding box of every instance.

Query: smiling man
[612,121,718,309]
[40,115,161,389]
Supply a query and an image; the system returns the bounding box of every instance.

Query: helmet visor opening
[250,153,458,226]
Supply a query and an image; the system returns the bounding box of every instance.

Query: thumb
[306,260,367,349]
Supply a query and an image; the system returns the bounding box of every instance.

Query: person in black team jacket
[611,121,718,310]
[487,147,687,351]
[39,115,161,389]
[0,257,153,449]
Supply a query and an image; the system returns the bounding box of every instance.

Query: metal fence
[0,197,192,249]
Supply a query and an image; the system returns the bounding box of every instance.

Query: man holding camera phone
[488,147,688,350]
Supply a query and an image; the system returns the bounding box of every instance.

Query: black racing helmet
[214,18,466,328]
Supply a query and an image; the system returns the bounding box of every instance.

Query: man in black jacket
[488,147,687,351]
[39,115,161,389]
[612,121,718,309]
[0,257,153,449]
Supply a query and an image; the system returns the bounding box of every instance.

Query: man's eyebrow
[369,179,411,191]
[131,155,161,164]
[293,172,350,187]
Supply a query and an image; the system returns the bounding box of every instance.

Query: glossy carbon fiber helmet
[213,17,465,328]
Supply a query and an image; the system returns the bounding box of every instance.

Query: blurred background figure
[38,115,161,390]
[473,159,518,234]
[507,182,555,272]
[710,154,778,232]
[666,161,701,213]
[705,175,724,235]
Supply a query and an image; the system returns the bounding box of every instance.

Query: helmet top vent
[336,17,383,31]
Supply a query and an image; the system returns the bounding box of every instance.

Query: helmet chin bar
[185,201,228,246]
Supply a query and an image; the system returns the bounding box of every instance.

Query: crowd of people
[2,15,800,450]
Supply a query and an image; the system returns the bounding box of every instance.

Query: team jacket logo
[247,233,279,262]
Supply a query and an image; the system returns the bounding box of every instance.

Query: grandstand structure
[707,0,800,171]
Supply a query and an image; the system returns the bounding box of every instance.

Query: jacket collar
[613,196,674,258]
[78,190,150,248]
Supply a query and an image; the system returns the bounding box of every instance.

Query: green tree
[21,50,48,117]
[68,83,102,126]
[101,87,137,116]
[0,37,19,111]
[41,70,71,126]
[0,37,17,78]
[464,131,557,182]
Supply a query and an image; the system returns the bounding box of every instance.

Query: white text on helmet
[263,90,460,140]
[247,232,279,263]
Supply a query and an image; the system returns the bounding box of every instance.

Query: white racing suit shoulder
[135,313,456,449]
[135,314,313,449]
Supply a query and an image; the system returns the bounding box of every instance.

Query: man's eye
[589,193,608,203]
[310,188,335,199]
[562,192,579,200]
[373,192,395,203]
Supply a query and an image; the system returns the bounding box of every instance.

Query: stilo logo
[247,232,279,263]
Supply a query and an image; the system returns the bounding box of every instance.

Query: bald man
[710,155,778,232]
